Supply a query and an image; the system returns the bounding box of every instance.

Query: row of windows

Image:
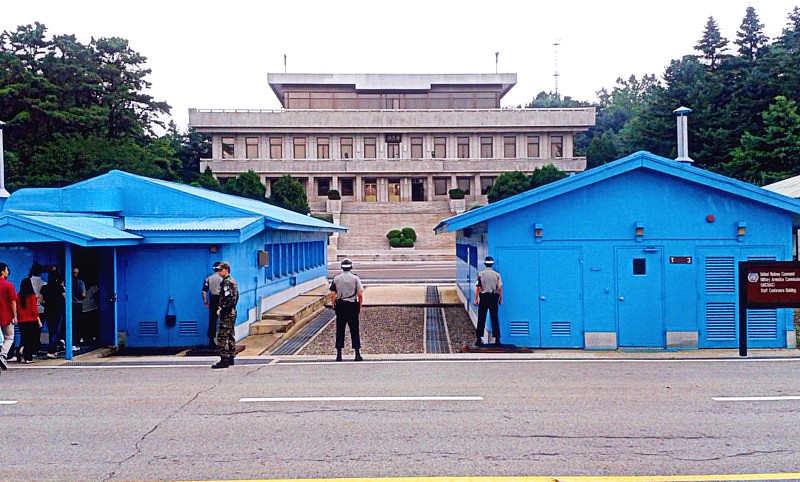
[263,241,326,281]
[284,91,499,110]
[313,176,496,198]
[221,135,563,160]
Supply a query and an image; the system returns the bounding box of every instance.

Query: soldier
[474,256,503,346]
[201,261,223,347]
[212,261,239,369]
[329,259,364,361]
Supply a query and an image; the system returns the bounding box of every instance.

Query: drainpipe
[673,106,694,164]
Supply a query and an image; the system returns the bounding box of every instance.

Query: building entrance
[411,178,426,201]
[364,179,377,202]
[388,179,401,202]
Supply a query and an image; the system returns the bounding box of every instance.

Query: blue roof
[123,216,263,231]
[0,211,141,246]
[435,151,800,233]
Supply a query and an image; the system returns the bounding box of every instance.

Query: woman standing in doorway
[17,277,42,363]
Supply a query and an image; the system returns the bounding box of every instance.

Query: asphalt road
[2,358,799,481]
[328,260,455,283]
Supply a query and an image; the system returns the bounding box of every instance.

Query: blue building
[435,151,800,350]
[0,170,344,357]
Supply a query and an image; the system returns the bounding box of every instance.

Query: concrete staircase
[335,201,455,261]
[248,285,330,340]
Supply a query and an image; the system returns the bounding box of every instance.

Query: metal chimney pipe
[0,120,9,199]
[673,106,694,164]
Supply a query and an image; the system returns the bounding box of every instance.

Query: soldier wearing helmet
[329,259,364,361]
[474,256,503,346]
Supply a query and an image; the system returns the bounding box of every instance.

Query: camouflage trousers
[215,310,236,358]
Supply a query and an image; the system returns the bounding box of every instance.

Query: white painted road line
[0,401,18,405]
[713,396,800,402]
[240,396,483,402]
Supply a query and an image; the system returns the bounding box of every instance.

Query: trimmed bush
[448,188,465,199]
[401,227,417,241]
[389,237,403,247]
[386,229,402,240]
[327,189,341,200]
[400,238,414,247]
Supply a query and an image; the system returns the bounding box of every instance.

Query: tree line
[2,6,800,211]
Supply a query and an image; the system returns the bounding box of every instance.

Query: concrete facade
[189,74,596,213]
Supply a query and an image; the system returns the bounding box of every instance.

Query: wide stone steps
[249,286,330,335]
[341,200,451,214]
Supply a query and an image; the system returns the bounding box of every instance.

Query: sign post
[738,261,800,356]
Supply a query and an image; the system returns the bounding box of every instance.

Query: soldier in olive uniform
[212,261,239,369]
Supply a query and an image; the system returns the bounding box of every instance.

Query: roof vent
[673,106,694,164]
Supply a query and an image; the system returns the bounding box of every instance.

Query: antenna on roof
[495,52,499,74]
[553,39,561,95]
[283,54,287,74]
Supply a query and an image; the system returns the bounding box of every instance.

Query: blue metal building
[0,170,344,357]
[435,151,800,350]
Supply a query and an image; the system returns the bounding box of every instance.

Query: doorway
[616,247,664,347]
[388,179,401,202]
[411,178,426,202]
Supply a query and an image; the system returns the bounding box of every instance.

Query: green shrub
[448,188,465,199]
[400,238,414,247]
[389,237,403,247]
[401,227,417,241]
[327,189,341,200]
[386,229,402,240]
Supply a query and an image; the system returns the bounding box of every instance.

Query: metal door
[539,249,583,347]
[498,248,539,347]
[616,247,664,347]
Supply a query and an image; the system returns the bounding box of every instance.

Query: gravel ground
[298,305,475,356]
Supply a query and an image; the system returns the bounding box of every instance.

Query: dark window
[503,136,516,158]
[340,178,354,196]
[433,137,446,158]
[480,136,493,158]
[633,258,646,275]
[364,137,376,158]
[527,135,540,157]
[457,136,469,158]
[480,176,496,194]
[246,137,259,158]
[317,137,330,159]
[270,137,282,159]
[341,137,353,159]
[222,137,235,159]
[551,135,563,158]
[317,178,330,196]
[411,137,424,158]
[434,177,448,196]
[457,177,471,195]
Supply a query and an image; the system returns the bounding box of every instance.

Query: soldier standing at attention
[212,261,239,369]
[474,256,502,346]
[201,262,223,347]
[329,259,364,362]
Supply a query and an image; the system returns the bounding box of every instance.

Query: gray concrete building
[189,73,595,256]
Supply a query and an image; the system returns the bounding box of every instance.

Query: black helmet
[484,256,495,266]
[341,259,353,270]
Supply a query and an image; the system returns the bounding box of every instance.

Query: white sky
[3,0,799,130]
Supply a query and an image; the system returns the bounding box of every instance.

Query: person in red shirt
[0,262,18,371]
[16,276,42,363]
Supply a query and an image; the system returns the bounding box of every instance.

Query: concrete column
[355,175,363,202]
[427,175,434,201]
[474,174,481,201]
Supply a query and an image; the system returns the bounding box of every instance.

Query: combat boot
[227,356,235,366]
[211,357,230,369]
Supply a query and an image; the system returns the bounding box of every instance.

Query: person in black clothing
[40,274,65,358]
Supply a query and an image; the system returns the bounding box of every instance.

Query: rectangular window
[387,143,400,159]
[457,136,470,158]
[317,178,331,196]
[222,137,235,159]
[434,177,448,196]
[340,178,354,197]
[293,137,306,159]
[364,137,376,158]
[411,137,424,159]
[527,135,540,158]
[341,137,353,159]
[480,176,496,195]
[246,137,259,159]
[270,137,282,159]
[317,137,330,159]
[457,177,471,195]
[433,136,446,158]
[551,135,563,158]
[633,258,646,275]
[504,136,516,158]
[480,136,493,158]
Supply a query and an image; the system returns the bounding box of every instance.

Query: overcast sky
[3,0,799,130]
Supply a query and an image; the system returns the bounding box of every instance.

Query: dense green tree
[223,170,266,201]
[487,171,530,203]
[268,175,309,214]
[695,16,730,69]
[720,96,800,185]
[529,164,567,188]
[735,6,769,61]
[191,166,222,191]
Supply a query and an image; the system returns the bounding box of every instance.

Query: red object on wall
[706,214,715,223]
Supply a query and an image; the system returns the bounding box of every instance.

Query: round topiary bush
[448,188,465,199]
[327,189,341,200]
[400,238,414,247]
[386,229,402,240]
[401,227,417,242]
[389,237,403,247]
